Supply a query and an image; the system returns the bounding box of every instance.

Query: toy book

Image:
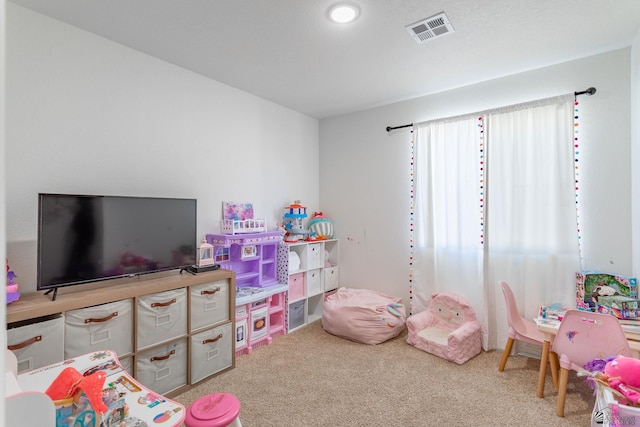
[575,271,638,317]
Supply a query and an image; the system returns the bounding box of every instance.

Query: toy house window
[215,248,230,263]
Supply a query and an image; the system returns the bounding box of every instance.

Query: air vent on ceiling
[406,12,454,44]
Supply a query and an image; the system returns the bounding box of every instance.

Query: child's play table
[16,349,185,427]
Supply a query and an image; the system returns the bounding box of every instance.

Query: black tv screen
[37,194,197,292]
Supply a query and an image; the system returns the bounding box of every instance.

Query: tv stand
[7,269,236,397]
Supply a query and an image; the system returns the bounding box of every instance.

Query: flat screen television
[37,193,197,299]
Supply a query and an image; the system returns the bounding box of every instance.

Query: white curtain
[412,95,581,350]
[412,116,486,339]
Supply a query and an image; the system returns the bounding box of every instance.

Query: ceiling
[8,0,640,119]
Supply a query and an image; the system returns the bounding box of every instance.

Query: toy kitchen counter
[234,283,289,356]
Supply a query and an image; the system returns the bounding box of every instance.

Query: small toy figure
[282,201,309,242]
[6,259,20,304]
[592,282,620,303]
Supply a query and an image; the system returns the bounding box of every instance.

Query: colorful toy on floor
[406,292,482,364]
[6,259,20,304]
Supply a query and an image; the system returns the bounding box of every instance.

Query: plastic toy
[6,259,20,304]
[45,366,108,410]
[588,356,640,405]
[282,201,309,242]
[221,201,266,234]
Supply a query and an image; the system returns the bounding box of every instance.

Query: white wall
[1,0,7,415]
[632,29,640,279]
[5,4,320,293]
[320,48,634,313]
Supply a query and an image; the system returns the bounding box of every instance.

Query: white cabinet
[6,269,236,397]
[278,239,339,332]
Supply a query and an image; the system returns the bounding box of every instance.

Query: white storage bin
[592,382,640,427]
[136,338,187,395]
[324,266,339,292]
[307,243,323,270]
[190,323,233,384]
[64,299,133,359]
[8,314,64,373]
[190,281,230,331]
[306,269,323,296]
[288,300,305,330]
[137,288,187,350]
[118,355,134,374]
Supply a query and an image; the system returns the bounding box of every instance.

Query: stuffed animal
[604,356,640,388]
[590,356,640,405]
[591,283,619,302]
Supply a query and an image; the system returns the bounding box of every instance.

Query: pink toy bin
[184,393,242,427]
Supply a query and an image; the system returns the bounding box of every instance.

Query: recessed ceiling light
[329,3,360,24]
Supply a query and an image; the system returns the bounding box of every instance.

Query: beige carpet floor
[174,321,596,426]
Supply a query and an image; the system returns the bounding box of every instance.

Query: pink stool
[184,393,242,427]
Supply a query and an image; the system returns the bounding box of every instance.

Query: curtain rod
[385,86,597,132]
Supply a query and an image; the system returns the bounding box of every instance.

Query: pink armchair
[407,292,482,364]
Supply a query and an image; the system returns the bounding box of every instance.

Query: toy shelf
[277,239,340,332]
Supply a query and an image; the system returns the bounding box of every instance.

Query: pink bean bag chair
[322,287,406,345]
[407,292,482,364]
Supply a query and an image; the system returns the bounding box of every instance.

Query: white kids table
[16,349,186,426]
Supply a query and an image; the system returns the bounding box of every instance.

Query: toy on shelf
[6,260,20,304]
[282,201,309,243]
[221,201,266,234]
[307,211,334,240]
